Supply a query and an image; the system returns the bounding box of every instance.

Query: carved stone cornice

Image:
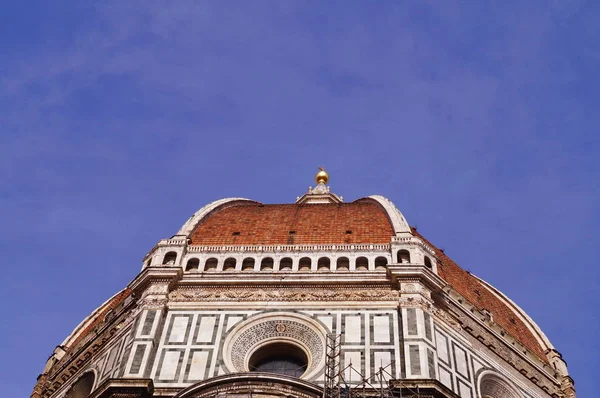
[169,287,400,302]
[174,372,322,398]
[89,378,154,398]
[128,266,182,296]
[445,294,563,397]
[389,379,460,398]
[387,265,447,292]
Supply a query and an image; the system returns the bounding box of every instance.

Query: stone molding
[174,373,322,398]
[169,287,400,302]
[89,378,154,398]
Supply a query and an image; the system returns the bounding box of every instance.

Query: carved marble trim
[169,287,400,302]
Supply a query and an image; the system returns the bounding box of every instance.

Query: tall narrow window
[424,256,432,269]
[356,256,368,270]
[205,258,218,271]
[375,256,388,270]
[280,257,293,271]
[336,257,350,271]
[397,250,411,264]
[261,257,274,271]
[242,258,255,271]
[223,258,236,271]
[186,258,200,272]
[162,251,177,265]
[299,257,311,271]
[317,257,331,271]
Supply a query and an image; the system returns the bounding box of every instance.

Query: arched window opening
[223,258,236,272]
[249,342,308,378]
[145,258,152,267]
[186,258,200,272]
[479,374,521,398]
[336,257,350,271]
[261,257,274,271]
[424,256,432,269]
[317,257,331,271]
[205,258,218,272]
[65,371,95,398]
[299,257,311,271]
[162,251,177,265]
[280,257,293,271]
[375,256,388,270]
[356,256,369,270]
[242,258,255,271]
[397,250,411,264]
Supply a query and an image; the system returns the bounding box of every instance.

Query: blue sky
[1,1,598,396]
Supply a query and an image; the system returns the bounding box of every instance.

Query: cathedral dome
[32,175,576,398]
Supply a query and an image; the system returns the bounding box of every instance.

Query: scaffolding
[323,334,422,398]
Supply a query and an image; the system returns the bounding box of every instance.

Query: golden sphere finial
[315,167,329,185]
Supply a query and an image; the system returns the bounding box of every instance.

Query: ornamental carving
[222,313,327,381]
[230,320,324,373]
[169,288,399,302]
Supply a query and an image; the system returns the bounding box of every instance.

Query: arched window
[205,258,218,272]
[162,251,177,265]
[317,257,330,271]
[280,257,293,271]
[242,258,255,271]
[299,257,311,271]
[65,371,95,398]
[261,257,274,271]
[145,258,152,267]
[356,256,368,270]
[248,342,308,378]
[186,258,200,272]
[479,373,521,398]
[375,256,388,270]
[424,256,432,269]
[223,257,236,272]
[336,257,350,271]
[397,250,411,264]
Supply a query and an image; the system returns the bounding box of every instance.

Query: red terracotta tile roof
[68,288,132,349]
[190,201,395,245]
[411,228,548,363]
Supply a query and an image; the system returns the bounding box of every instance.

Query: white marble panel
[458,381,473,398]
[169,316,189,343]
[343,351,362,381]
[435,331,449,364]
[373,316,390,343]
[345,316,361,343]
[159,351,181,380]
[226,316,244,331]
[188,351,209,380]
[317,315,334,333]
[455,346,468,377]
[373,351,391,370]
[196,316,217,343]
[439,366,452,389]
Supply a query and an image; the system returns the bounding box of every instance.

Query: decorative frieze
[169,287,400,302]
